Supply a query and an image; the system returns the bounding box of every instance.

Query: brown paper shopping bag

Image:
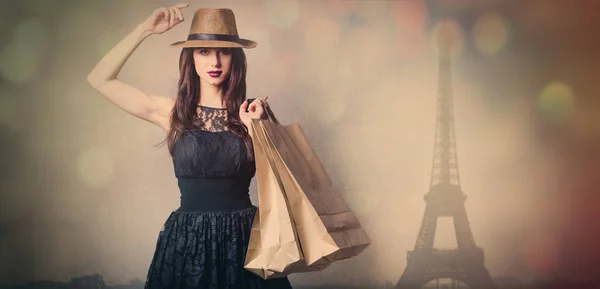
[243,118,305,279]
[256,120,335,271]
[260,106,371,267]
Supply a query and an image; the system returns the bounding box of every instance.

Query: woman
[87,4,293,289]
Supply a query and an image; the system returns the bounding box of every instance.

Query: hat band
[187,33,241,43]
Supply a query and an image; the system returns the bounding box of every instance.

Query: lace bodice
[172,105,255,179]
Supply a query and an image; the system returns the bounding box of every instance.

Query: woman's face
[193,48,233,86]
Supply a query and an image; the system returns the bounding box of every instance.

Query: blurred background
[0,0,599,287]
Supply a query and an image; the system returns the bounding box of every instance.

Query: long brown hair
[163,47,253,159]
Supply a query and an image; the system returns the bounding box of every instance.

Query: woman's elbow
[86,72,111,90]
[86,72,101,89]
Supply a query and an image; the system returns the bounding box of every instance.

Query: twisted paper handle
[263,102,279,124]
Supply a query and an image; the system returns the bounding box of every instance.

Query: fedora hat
[170,8,257,49]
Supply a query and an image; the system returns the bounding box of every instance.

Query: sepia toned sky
[0,0,599,286]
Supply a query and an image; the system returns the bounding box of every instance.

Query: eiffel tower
[395,22,496,289]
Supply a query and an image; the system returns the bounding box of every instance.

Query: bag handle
[247,98,279,124]
[260,100,279,124]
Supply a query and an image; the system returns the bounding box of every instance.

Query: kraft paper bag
[258,121,335,271]
[260,106,371,267]
[243,118,305,280]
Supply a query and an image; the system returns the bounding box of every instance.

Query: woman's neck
[199,83,225,108]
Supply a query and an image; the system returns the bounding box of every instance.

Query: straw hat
[170,8,257,49]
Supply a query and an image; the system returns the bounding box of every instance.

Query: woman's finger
[156,7,169,21]
[173,7,184,21]
[162,7,170,23]
[254,99,265,110]
[255,104,265,118]
[249,99,259,108]
[240,99,249,112]
[169,8,177,27]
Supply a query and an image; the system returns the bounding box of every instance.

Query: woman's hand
[240,97,269,135]
[142,3,189,35]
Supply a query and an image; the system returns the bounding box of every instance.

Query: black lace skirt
[144,206,293,289]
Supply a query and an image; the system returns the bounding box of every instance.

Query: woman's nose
[212,53,221,67]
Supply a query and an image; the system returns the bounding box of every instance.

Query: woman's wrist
[135,23,154,39]
[247,126,254,140]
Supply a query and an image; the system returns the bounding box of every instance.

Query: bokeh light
[263,0,300,29]
[76,146,115,189]
[0,42,38,83]
[473,13,510,55]
[3,0,592,285]
[395,0,428,34]
[395,0,429,59]
[0,18,48,83]
[14,17,50,50]
[429,19,465,58]
[538,81,575,125]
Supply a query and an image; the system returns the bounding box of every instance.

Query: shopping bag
[243,117,306,280]
[260,106,371,266]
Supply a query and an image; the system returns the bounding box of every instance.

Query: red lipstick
[208,70,222,78]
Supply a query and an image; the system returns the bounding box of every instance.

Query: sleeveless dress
[144,105,293,289]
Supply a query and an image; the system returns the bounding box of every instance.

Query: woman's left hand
[240,96,268,131]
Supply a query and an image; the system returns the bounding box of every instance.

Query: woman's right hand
[142,3,190,35]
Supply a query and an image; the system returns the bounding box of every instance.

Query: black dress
[144,105,293,289]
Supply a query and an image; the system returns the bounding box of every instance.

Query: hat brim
[170,38,257,49]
